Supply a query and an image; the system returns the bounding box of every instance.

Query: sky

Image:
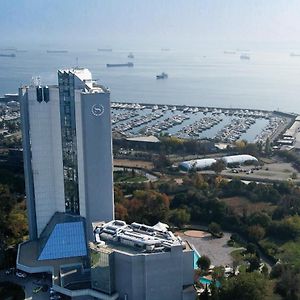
[1,0,300,50]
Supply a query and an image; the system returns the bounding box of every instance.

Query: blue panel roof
[39,221,87,260]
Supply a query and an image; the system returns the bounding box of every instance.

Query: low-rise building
[17,217,195,300]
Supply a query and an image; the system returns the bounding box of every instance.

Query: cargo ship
[156,72,168,79]
[224,50,236,54]
[106,62,134,67]
[46,50,68,53]
[98,48,112,52]
[0,53,16,57]
[240,54,250,60]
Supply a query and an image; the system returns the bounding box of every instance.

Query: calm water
[1,49,300,113]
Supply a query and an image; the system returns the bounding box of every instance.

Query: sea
[1,48,300,113]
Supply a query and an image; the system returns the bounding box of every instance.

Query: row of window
[36,86,50,103]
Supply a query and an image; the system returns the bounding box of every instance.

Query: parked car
[5,267,15,275]
[16,271,27,278]
[33,286,43,293]
[50,295,61,300]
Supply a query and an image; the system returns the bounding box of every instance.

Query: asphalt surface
[179,231,234,267]
[199,162,300,183]
[0,269,51,300]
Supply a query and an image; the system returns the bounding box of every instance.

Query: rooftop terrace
[93,220,187,254]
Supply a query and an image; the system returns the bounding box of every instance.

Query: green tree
[247,256,260,272]
[169,208,190,228]
[208,222,222,237]
[197,255,211,271]
[211,160,226,174]
[247,225,265,242]
[219,272,270,300]
[275,268,300,299]
[123,190,170,224]
[246,243,257,254]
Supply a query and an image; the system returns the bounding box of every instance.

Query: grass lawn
[220,196,277,216]
[231,249,245,263]
[0,282,25,300]
[115,174,148,183]
[114,170,148,183]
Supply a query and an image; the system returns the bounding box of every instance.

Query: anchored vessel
[240,54,250,60]
[106,62,134,67]
[0,53,16,57]
[46,50,68,53]
[98,48,112,52]
[156,72,168,79]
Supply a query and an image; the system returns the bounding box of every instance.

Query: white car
[16,271,27,278]
[50,295,61,300]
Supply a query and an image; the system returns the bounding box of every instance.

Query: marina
[111,103,292,144]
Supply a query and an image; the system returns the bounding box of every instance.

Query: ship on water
[156,72,168,79]
[46,50,68,53]
[224,50,236,54]
[98,48,112,52]
[240,54,250,60]
[0,53,16,58]
[290,53,300,57]
[128,53,134,59]
[106,62,134,67]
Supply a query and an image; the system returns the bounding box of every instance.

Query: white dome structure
[179,158,217,171]
[222,154,258,165]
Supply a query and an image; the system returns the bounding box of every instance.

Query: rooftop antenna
[31,76,41,86]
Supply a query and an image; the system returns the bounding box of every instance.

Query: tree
[211,160,226,174]
[169,209,190,228]
[264,138,272,156]
[246,243,257,254]
[208,222,222,237]
[275,268,300,299]
[247,256,260,272]
[197,255,211,271]
[219,272,270,300]
[115,203,128,221]
[122,190,170,224]
[247,225,265,242]
[153,154,171,171]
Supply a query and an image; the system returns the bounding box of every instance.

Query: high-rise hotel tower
[20,68,114,240]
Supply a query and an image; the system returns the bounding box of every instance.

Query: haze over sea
[1,48,300,113]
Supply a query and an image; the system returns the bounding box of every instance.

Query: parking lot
[222,162,299,182]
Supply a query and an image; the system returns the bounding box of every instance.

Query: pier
[111,102,294,145]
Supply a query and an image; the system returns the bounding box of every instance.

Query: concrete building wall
[75,91,86,219]
[114,248,194,300]
[27,87,65,236]
[79,91,114,239]
[182,250,194,285]
[19,87,37,239]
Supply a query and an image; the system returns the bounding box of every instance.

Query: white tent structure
[179,158,217,171]
[179,154,258,171]
[222,154,258,165]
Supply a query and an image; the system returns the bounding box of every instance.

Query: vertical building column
[19,87,38,240]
